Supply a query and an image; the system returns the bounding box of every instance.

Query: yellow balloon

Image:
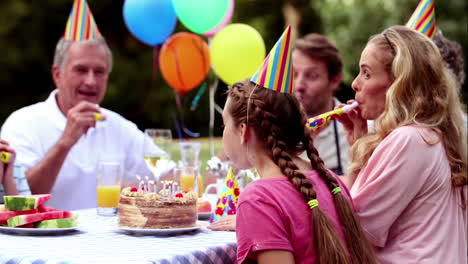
[210,24,266,85]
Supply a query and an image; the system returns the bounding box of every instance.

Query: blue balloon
[123,0,177,46]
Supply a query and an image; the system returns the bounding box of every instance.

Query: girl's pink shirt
[351,125,467,264]
[236,170,351,264]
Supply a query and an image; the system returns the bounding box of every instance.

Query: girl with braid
[338,26,467,263]
[222,27,377,264]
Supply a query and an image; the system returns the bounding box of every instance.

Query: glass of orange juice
[176,161,200,195]
[97,162,122,216]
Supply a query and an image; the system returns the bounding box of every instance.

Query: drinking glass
[96,162,122,216]
[174,161,200,195]
[178,141,201,167]
[143,129,172,179]
[145,129,172,158]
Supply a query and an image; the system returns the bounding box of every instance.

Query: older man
[0,1,162,210]
[293,34,350,175]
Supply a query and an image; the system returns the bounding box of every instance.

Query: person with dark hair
[433,30,465,87]
[293,34,349,175]
[222,27,377,264]
[338,25,467,263]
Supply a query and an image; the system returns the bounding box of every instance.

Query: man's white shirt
[1,90,164,210]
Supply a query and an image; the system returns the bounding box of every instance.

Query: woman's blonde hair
[349,25,467,205]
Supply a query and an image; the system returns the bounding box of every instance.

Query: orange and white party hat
[251,26,294,94]
[406,0,436,39]
[64,0,102,41]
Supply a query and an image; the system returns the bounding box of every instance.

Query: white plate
[197,212,211,220]
[0,226,79,235]
[118,222,206,236]
[118,226,200,235]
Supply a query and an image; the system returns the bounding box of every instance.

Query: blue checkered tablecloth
[0,209,237,264]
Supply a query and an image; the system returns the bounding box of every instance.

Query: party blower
[306,101,359,131]
[1,152,11,163]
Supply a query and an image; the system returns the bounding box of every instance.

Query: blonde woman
[338,25,467,263]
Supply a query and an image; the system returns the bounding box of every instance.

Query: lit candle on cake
[148,180,155,193]
[145,176,150,192]
[173,182,178,196]
[136,175,142,191]
[162,181,167,196]
[170,181,175,197]
[139,180,145,192]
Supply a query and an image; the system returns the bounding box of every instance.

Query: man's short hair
[294,34,343,80]
[53,37,113,73]
[433,30,465,86]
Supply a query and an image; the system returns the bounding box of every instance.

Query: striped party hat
[251,26,294,94]
[406,0,436,39]
[64,0,102,41]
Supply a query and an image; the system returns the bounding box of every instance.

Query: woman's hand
[0,139,18,195]
[336,100,368,145]
[207,215,236,231]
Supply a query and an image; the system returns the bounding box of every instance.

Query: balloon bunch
[123,0,266,91]
[123,0,267,142]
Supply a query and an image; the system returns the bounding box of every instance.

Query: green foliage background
[0,0,466,138]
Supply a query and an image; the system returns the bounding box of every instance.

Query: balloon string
[172,114,183,139]
[209,77,219,157]
[190,82,208,111]
[183,125,200,138]
[152,45,160,84]
[174,89,183,110]
[173,89,200,138]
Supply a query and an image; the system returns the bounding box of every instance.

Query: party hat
[209,167,241,223]
[251,26,294,94]
[64,0,102,41]
[406,0,436,39]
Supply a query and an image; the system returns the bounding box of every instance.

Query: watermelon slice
[35,217,77,228]
[7,211,63,227]
[18,223,34,228]
[4,194,52,211]
[0,209,38,225]
[37,205,74,218]
[37,204,59,212]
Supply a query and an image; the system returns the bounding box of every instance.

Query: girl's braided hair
[227,79,377,264]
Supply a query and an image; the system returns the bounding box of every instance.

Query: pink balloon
[203,0,234,38]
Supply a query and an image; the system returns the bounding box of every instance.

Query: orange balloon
[159,33,210,92]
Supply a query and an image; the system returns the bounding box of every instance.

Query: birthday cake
[118,187,197,229]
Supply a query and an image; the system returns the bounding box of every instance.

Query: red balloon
[159,33,210,92]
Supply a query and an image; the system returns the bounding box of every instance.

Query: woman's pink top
[351,125,467,264]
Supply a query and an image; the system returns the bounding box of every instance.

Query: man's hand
[59,101,105,148]
[24,102,105,194]
[336,100,368,145]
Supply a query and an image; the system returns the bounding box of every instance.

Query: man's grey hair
[53,37,113,73]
